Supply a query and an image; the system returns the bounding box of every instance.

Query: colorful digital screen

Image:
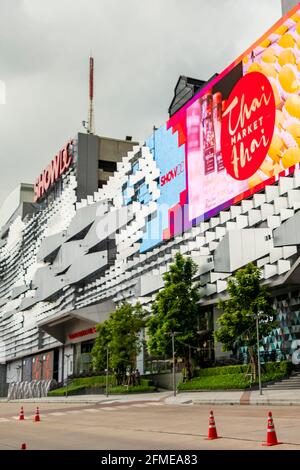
[141,4,300,252]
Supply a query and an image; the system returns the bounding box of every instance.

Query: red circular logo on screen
[220,71,275,180]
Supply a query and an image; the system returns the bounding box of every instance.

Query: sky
[0,0,285,206]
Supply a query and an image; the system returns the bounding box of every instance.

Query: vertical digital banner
[140,125,186,252]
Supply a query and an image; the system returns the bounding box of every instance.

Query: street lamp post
[106,347,109,397]
[247,312,264,396]
[171,333,176,397]
[169,332,181,397]
[256,312,263,396]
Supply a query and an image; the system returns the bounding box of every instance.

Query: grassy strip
[48,375,115,396]
[48,384,88,396]
[48,376,155,396]
[178,369,290,391]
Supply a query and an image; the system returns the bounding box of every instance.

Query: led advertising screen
[141,3,300,252]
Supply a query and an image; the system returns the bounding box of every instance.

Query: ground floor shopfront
[5,317,99,385]
[4,289,300,387]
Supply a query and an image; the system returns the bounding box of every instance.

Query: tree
[215,263,277,380]
[147,252,204,378]
[92,302,146,385]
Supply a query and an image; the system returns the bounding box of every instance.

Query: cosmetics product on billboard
[187,100,201,153]
[213,92,224,172]
[201,92,215,174]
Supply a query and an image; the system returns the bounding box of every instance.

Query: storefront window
[81,340,94,354]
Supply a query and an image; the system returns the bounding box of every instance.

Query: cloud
[0,0,282,205]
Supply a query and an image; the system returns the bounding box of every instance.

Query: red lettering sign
[68,327,97,340]
[160,162,184,187]
[34,139,74,202]
[221,72,275,180]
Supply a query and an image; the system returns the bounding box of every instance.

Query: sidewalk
[3,388,300,406]
[0,391,170,404]
[166,389,300,406]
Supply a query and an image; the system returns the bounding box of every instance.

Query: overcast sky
[0,0,284,205]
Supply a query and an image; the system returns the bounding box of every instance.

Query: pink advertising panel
[162,3,300,238]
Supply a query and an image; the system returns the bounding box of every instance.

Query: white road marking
[66,410,82,414]
[49,412,66,416]
[131,404,147,407]
[0,418,9,422]
[147,402,163,406]
[100,407,115,411]
[85,408,99,413]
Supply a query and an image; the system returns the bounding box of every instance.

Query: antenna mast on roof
[85,56,95,134]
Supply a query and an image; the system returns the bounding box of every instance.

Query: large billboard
[141,3,300,252]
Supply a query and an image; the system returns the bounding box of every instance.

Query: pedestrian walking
[135,368,140,385]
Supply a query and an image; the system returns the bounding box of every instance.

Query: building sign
[160,161,184,187]
[221,71,275,180]
[68,327,97,340]
[140,3,300,252]
[34,139,74,202]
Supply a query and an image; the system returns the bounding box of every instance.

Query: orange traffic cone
[262,411,282,446]
[34,406,40,422]
[20,443,27,450]
[19,406,25,421]
[206,410,220,440]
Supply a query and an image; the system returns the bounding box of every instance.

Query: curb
[192,399,300,406]
[3,392,170,405]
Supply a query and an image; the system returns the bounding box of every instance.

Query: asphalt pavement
[2,388,300,450]
[1,396,300,450]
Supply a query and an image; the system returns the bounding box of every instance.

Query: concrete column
[0,364,7,397]
[63,344,74,381]
[6,359,22,383]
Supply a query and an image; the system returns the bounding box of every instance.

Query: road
[0,400,300,450]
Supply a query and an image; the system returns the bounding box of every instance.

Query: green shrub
[178,360,293,391]
[262,361,292,376]
[196,365,248,377]
[140,379,154,387]
[195,361,291,378]
[178,374,251,391]
[71,375,116,387]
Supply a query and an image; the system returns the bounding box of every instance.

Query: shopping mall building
[1,1,300,390]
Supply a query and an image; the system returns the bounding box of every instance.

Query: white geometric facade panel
[1,141,300,365]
